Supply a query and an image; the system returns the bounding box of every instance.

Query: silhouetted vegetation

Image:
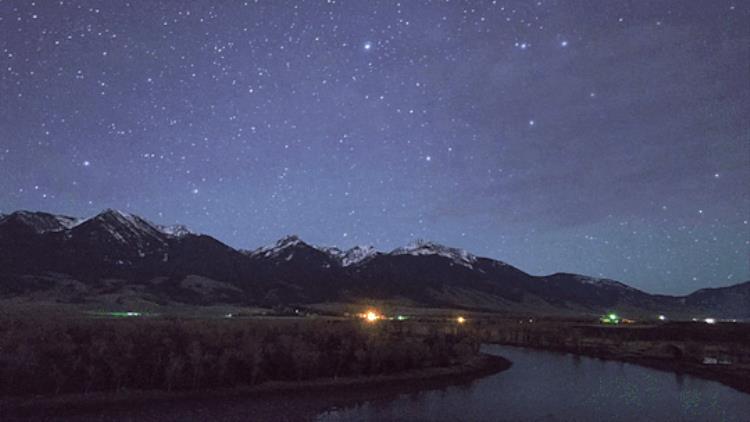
[0,317,480,397]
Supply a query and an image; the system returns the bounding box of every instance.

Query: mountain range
[0,209,747,318]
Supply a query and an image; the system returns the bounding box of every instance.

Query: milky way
[1,0,748,294]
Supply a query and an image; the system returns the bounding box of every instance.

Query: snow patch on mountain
[391,240,477,268]
[318,245,378,266]
[0,211,80,234]
[320,246,345,259]
[250,235,305,258]
[158,224,193,238]
[77,209,167,248]
[341,245,378,266]
[573,275,638,291]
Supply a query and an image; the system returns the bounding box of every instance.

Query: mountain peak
[391,239,477,268]
[158,224,193,238]
[250,234,309,258]
[95,208,135,220]
[342,245,378,266]
[0,210,80,234]
[75,209,166,247]
[92,210,195,239]
[277,234,302,245]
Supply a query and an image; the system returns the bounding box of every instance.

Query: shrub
[0,317,479,396]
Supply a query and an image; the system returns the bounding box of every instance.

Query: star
[0,0,745,295]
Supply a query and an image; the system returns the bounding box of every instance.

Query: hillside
[0,210,747,318]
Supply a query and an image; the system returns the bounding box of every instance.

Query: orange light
[457,316,466,324]
[365,311,379,322]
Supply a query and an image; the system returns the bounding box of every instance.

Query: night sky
[1,1,748,294]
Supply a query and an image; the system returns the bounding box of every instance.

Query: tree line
[0,317,480,396]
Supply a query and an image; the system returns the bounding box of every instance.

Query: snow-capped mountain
[317,245,379,266]
[0,210,80,234]
[391,240,477,268]
[571,274,639,292]
[341,245,379,266]
[72,209,167,249]
[251,237,470,268]
[249,235,306,259]
[0,208,746,318]
[250,237,377,267]
[319,246,346,260]
[158,224,193,238]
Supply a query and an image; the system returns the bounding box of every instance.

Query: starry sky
[1,0,748,295]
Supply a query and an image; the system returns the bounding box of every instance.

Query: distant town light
[600,312,621,324]
[106,311,141,318]
[457,316,466,324]
[365,310,379,322]
[658,315,666,321]
[704,318,716,324]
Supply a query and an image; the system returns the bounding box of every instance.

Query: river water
[317,344,750,422]
[29,345,750,421]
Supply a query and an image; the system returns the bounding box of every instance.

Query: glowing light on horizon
[363,310,380,322]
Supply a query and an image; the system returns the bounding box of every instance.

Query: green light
[396,315,408,321]
[107,311,141,317]
[608,313,618,320]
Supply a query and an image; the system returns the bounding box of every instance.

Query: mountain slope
[683,281,750,319]
[0,209,746,317]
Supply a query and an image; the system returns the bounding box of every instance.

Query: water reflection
[317,345,750,422]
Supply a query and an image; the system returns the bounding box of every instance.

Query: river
[317,344,750,422]
[24,345,750,421]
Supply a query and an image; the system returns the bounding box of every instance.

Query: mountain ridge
[0,209,747,318]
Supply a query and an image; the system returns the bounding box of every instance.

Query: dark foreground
[4,346,748,422]
[2,313,749,420]
[0,316,481,397]
[1,354,511,421]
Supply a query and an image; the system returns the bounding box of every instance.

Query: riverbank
[0,353,511,420]
[476,319,750,394]
[493,342,750,394]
